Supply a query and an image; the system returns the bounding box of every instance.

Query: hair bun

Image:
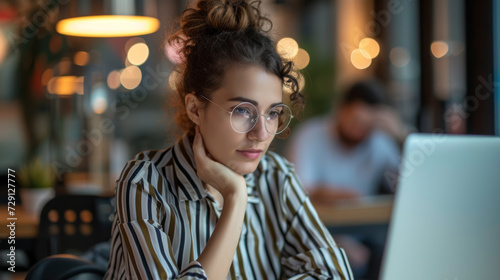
[180,0,270,40]
[206,0,261,31]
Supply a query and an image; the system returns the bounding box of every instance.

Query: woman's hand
[193,126,246,199]
[193,125,247,280]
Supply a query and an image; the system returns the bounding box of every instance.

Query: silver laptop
[380,133,500,280]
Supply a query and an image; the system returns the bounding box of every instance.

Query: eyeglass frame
[196,93,294,134]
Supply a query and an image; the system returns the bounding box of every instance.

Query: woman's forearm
[196,191,247,280]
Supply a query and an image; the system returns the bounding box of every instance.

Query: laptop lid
[380,133,500,280]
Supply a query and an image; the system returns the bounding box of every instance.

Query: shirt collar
[173,132,258,202]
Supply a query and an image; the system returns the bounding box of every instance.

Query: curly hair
[166,0,305,139]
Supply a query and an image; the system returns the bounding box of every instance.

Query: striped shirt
[104,133,353,279]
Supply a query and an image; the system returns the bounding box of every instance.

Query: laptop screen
[380,134,500,280]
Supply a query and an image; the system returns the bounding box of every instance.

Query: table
[0,195,394,239]
[314,195,394,227]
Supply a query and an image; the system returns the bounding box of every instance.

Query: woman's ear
[185,92,202,125]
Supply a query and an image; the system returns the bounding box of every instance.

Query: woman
[104,0,353,279]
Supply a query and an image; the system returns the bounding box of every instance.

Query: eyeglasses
[197,93,293,135]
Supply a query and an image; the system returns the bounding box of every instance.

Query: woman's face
[198,64,283,175]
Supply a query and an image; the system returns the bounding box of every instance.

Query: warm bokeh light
[92,96,108,114]
[127,42,149,66]
[56,16,160,37]
[107,70,121,89]
[168,71,179,90]
[390,47,411,67]
[74,51,89,66]
[431,41,449,58]
[91,84,108,114]
[293,48,310,69]
[350,49,372,69]
[120,66,142,90]
[359,38,380,59]
[41,69,53,86]
[47,76,82,96]
[0,29,8,65]
[277,37,299,60]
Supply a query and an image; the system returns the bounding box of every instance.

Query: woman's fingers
[192,126,246,197]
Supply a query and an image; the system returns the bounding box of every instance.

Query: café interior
[0,0,499,279]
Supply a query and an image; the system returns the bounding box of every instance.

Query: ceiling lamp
[56,0,160,37]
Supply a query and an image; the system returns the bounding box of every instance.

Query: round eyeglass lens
[230,103,292,134]
[265,104,292,134]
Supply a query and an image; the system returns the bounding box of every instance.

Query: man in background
[288,79,400,200]
[287,79,402,278]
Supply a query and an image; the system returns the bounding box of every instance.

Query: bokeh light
[91,83,108,114]
[74,51,90,66]
[127,42,149,66]
[293,48,310,69]
[92,97,107,114]
[107,70,121,90]
[431,41,449,58]
[47,76,81,96]
[350,49,372,69]
[0,29,8,65]
[56,16,159,37]
[277,37,299,60]
[359,38,380,59]
[120,66,142,90]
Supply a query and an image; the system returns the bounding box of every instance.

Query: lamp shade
[56,0,160,37]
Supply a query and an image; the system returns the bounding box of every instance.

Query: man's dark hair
[341,79,388,106]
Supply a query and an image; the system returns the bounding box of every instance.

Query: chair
[25,254,106,280]
[34,194,115,262]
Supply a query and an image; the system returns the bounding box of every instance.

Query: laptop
[380,133,500,280]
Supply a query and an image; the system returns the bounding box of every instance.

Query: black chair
[25,254,106,280]
[34,194,115,262]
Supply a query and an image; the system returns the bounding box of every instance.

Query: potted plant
[18,157,56,216]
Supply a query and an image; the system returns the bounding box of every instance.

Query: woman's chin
[231,161,259,175]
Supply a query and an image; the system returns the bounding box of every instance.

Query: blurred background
[0,0,498,193]
[0,0,498,279]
